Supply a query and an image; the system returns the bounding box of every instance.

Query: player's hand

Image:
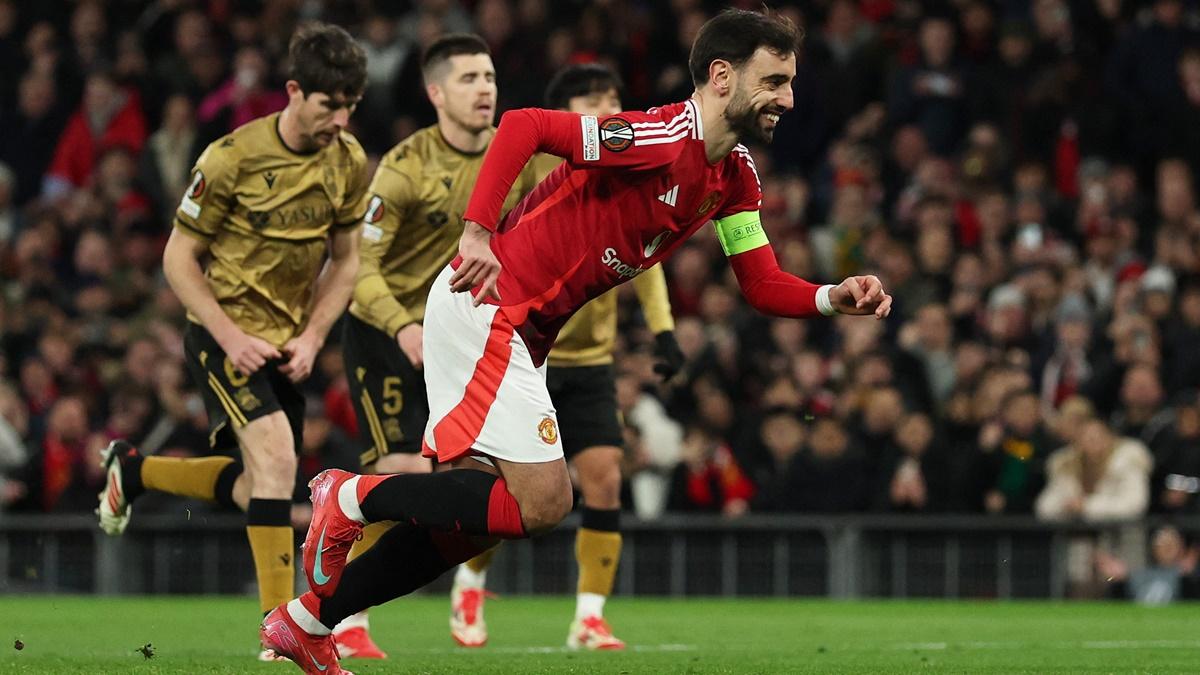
[218,328,280,376]
[828,275,892,319]
[279,332,320,383]
[652,330,685,381]
[396,323,424,370]
[451,221,502,306]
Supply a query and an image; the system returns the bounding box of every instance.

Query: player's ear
[426,82,444,108]
[285,80,305,103]
[709,59,732,96]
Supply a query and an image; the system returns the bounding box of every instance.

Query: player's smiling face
[724,47,796,144]
[431,53,498,134]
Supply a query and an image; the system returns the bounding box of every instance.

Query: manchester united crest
[537,416,558,445]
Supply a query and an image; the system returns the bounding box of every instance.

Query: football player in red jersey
[263,10,891,671]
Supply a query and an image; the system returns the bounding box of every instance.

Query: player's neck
[277,107,316,154]
[438,117,492,155]
[690,92,739,165]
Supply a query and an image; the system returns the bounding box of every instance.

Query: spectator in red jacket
[42,68,146,198]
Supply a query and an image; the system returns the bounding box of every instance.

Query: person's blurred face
[1076,419,1113,462]
[566,86,621,117]
[892,125,928,170]
[365,15,395,47]
[162,95,194,134]
[809,419,848,459]
[234,47,269,90]
[18,72,55,118]
[428,53,497,134]
[1176,404,1200,437]
[1056,318,1090,351]
[896,414,934,455]
[916,304,952,350]
[917,224,954,273]
[1152,527,1185,566]
[864,388,904,433]
[1003,393,1040,435]
[918,18,955,67]
[84,73,118,114]
[1158,177,1195,223]
[175,10,210,55]
[71,1,106,44]
[1121,366,1163,409]
[762,414,805,463]
[1154,0,1184,27]
[1180,289,1200,327]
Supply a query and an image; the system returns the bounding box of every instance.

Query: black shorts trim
[546,363,623,458]
[342,314,429,465]
[183,322,304,453]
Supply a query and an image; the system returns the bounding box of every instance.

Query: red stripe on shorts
[430,312,515,462]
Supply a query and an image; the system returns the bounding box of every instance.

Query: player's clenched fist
[829,275,893,319]
[451,221,502,306]
[217,328,281,376]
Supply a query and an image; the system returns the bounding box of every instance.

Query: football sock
[246,498,295,614]
[131,455,242,508]
[357,469,525,537]
[330,521,393,634]
[318,524,488,629]
[575,508,621,616]
[456,544,500,587]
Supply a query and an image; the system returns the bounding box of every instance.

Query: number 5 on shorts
[382,376,403,415]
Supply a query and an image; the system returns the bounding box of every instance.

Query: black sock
[121,453,145,502]
[214,460,243,509]
[318,524,475,628]
[359,469,507,535]
[580,506,620,532]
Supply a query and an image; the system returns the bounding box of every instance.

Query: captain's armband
[713,211,769,256]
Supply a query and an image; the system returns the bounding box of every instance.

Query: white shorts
[421,265,564,464]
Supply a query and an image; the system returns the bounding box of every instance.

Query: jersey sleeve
[464,108,687,230]
[714,146,763,219]
[352,164,418,336]
[174,138,238,241]
[631,263,675,333]
[336,139,371,227]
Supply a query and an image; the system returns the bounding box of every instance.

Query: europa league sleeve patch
[599,117,634,152]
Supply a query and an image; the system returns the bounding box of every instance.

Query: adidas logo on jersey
[657,185,679,207]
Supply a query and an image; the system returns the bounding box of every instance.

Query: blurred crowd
[0,0,1198,583]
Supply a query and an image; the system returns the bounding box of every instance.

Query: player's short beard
[449,107,490,136]
[724,84,774,144]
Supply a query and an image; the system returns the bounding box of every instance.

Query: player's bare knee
[580,463,622,511]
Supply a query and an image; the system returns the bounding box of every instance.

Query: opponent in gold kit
[447,63,684,651]
[330,34,538,658]
[96,24,369,658]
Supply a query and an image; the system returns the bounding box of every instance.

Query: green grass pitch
[1,596,1198,673]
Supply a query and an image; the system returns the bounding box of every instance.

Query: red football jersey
[462,100,765,365]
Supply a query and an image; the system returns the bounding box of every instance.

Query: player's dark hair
[544,63,624,110]
[422,33,491,82]
[288,22,367,98]
[688,9,803,86]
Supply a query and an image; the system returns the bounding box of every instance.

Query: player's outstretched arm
[717,212,892,320]
[280,225,361,382]
[162,228,280,373]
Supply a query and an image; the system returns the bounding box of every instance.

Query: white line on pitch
[364,643,698,656]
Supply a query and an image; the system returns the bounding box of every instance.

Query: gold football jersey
[174,112,369,347]
[349,125,539,337]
